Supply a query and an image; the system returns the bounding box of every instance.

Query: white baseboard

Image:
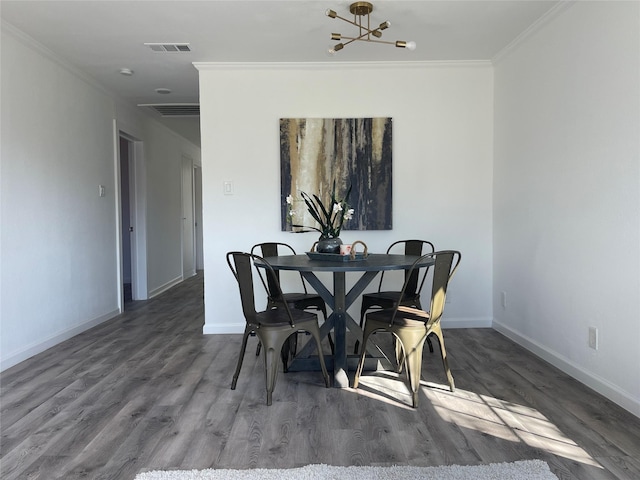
[148,275,183,299]
[442,316,493,328]
[203,322,245,335]
[493,320,640,419]
[1,309,120,372]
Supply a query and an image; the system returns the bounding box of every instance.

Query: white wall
[493,2,640,416]
[144,124,199,295]
[196,62,494,334]
[0,25,201,370]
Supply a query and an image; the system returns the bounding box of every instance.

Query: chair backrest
[427,250,461,326]
[379,240,435,296]
[389,250,461,327]
[250,242,307,298]
[226,251,295,327]
[227,251,259,323]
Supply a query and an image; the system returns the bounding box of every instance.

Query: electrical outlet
[501,291,507,308]
[588,326,598,350]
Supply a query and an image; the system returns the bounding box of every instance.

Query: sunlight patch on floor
[352,371,603,469]
[351,372,418,410]
[424,387,603,469]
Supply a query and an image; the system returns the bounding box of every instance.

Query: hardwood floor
[1,271,639,479]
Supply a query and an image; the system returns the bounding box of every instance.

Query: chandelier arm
[332,13,378,35]
[337,25,385,44]
[337,36,397,46]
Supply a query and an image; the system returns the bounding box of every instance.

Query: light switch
[223,180,234,195]
[98,185,106,197]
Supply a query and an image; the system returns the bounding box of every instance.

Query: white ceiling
[1,1,560,146]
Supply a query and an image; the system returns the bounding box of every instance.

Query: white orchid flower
[344,208,354,220]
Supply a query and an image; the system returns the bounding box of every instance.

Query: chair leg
[289,332,298,358]
[353,325,376,389]
[281,336,291,373]
[262,343,280,406]
[317,305,335,355]
[308,327,331,387]
[327,331,335,355]
[394,336,405,373]
[354,304,369,354]
[431,326,455,392]
[395,330,427,408]
[426,336,434,353]
[231,328,252,390]
[359,304,367,329]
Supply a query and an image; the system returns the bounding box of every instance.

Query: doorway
[194,165,204,271]
[182,155,197,278]
[118,132,147,307]
[120,137,134,303]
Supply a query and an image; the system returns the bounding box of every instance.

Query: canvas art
[280,117,392,232]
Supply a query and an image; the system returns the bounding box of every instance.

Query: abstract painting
[280,117,392,232]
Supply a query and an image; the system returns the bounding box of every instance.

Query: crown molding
[2,21,199,148]
[1,20,115,100]
[492,1,576,64]
[193,60,492,71]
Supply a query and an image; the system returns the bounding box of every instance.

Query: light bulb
[406,41,417,51]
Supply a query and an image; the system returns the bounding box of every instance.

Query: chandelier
[325,2,416,54]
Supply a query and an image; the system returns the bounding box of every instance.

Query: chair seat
[367,305,430,328]
[363,291,419,304]
[363,291,400,302]
[255,308,318,328]
[279,292,326,305]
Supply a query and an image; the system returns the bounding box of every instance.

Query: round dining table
[255,253,434,388]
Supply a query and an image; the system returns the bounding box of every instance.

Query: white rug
[135,460,558,480]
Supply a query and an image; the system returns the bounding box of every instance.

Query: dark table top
[257,253,433,273]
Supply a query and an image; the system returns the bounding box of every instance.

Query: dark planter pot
[316,237,343,254]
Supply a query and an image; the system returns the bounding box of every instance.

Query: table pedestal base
[288,356,392,388]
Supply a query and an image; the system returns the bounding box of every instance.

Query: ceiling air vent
[144,43,191,53]
[138,104,200,117]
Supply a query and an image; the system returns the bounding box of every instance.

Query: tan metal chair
[353,250,461,408]
[251,242,333,366]
[355,240,435,354]
[227,251,330,405]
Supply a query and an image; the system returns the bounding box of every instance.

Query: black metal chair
[353,250,461,408]
[355,240,435,354]
[227,251,330,405]
[251,242,333,366]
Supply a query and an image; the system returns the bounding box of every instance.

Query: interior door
[182,155,196,278]
[194,165,204,271]
[120,136,133,303]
